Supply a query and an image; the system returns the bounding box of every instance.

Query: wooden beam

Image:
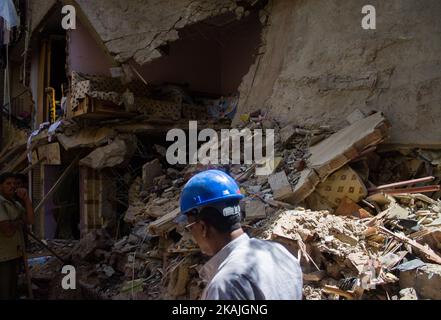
[379,226,441,264]
[323,285,356,300]
[372,185,441,195]
[368,176,435,192]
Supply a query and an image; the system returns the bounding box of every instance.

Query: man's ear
[200,221,209,238]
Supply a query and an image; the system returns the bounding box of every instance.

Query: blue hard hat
[179,169,244,216]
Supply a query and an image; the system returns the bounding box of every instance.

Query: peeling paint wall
[235,0,441,147]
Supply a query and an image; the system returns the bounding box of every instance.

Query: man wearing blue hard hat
[177,169,303,300]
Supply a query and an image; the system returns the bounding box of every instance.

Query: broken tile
[315,165,368,208]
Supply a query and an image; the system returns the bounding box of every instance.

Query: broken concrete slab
[123,205,145,224]
[245,199,267,222]
[346,109,365,125]
[268,171,295,202]
[57,127,117,150]
[154,144,167,157]
[288,113,389,205]
[418,228,441,256]
[279,125,296,146]
[72,230,113,262]
[142,159,163,189]
[399,263,441,300]
[75,0,247,65]
[290,169,320,204]
[79,135,137,169]
[153,175,172,189]
[308,112,389,180]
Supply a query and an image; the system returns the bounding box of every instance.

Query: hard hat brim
[175,193,244,224]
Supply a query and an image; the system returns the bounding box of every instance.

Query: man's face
[0,178,16,199]
[15,178,24,189]
[186,215,213,256]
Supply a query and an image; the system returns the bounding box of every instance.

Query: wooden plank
[379,226,441,264]
[148,208,180,236]
[368,176,435,192]
[303,270,326,282]
[0,150,28,174]
[323,285,356,300]
[0,140,14,159]
[377,185,440,195]
[0,143,26,166]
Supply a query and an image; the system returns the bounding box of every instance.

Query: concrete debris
[290,112,389,205]
[399,287,418,300]
[244,198,267,222]
[346,109,366,125]
[27,112,441,300]
[399,263,441,300]
[71,229,113,262]
[57,127,117,150]
[79,135,137,169]
[268,171,295,202]
[142,159,163,190]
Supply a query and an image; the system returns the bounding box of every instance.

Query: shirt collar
[199,233,249,283]
[0,194,11,203]
[0,194,21,207]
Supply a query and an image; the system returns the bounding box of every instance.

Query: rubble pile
[28,111,441,300]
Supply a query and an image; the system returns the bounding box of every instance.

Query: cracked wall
[135,10,262,95]
[30,0,57,33]
[235,0,441,147]
[75,0,254,65]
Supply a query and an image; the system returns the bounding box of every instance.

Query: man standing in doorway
[0,172,35,299]
[177,170,303,300]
